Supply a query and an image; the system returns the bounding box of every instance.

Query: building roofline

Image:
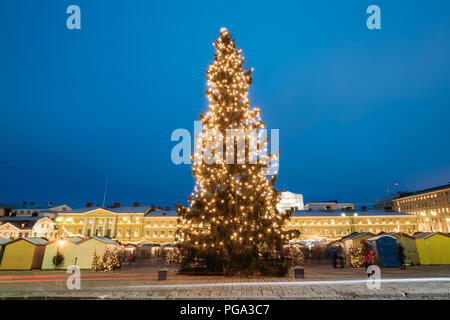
[393,184,450,201]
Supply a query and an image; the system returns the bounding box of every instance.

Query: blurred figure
[330,246,337,268]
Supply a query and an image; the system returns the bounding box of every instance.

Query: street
[0,265,449,299]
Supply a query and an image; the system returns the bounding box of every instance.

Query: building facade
[393,184,450,232]
[56,204,178,244]
[57,204,417,243]
[305,201,354,211]
[276,191,304,212]
[11,203,72,217]
[284,209,418,241]
[0,217,57,239]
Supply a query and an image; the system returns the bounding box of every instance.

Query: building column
[82,217,88,236]
[102,218,107,236]
[111,215,116,238]
[90,218,95,236]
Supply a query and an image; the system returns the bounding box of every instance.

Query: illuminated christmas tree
[176,28,298,274]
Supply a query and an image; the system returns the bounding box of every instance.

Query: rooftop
[413,232,450,239]
[22,237,48,245]
[292,209,412,217]
[66,206,152,214]
[144,210,178,217]
[396,183,450,200]
[341,232,375,240]
[90,236,118,244]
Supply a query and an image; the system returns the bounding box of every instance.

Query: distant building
[392,183,450,232]
[9,202,72,218]
[284,209,418,241]
[277,191,304,212]
[0,216,57,239]
[374,192,411,211]
[305,201,354,211]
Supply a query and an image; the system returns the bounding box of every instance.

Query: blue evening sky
[0,0,449,209]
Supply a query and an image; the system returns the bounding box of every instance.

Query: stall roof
[0,239,12,245]
[341,232,375,240]
[90,236,118,244]
[413,232,450,239]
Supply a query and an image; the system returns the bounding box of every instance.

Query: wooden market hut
[378,232,419,265]
[0,237,48,270]
[41,237,83,270]
[0,239,12,265]
[414,232,450,265]
[42,236,120,270]
[71,236,120,269]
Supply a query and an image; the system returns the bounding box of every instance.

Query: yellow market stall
[74,236,120,269]
[414,232,450,265]
[41,237,83,270]
[0,237,48,270]
[0,239,12,265]
[44,236,120,269]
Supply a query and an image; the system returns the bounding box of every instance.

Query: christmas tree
[176,28,299,275]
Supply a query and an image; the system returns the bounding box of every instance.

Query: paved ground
[0,265,449,299]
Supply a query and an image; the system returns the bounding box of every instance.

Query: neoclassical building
[56,204,178,244]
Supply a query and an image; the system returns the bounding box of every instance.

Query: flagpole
[102,177,108,207]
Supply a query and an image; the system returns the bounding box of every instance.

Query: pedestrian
[330,246,337,268]
[336,245,344,268]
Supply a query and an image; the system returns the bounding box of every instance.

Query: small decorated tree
[165,248,182,266]
[350,239,376,268]
[92,248,123,272]
[92,252,103,271]
[52,251,65,268]
[361,239,376,267]
[349,241,364,268]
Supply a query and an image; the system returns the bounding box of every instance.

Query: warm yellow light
[58,240,65,247]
